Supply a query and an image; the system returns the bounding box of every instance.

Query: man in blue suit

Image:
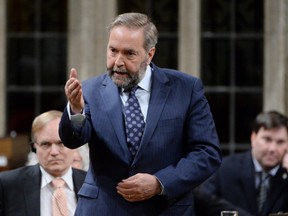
[201,111,288,216]
[59,12,221,215]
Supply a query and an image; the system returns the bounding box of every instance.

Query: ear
[30,141,37,153]
[147,47,156,64]
[250,132,256,148]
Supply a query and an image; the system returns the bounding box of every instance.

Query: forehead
[108,26,145,48]
[257,127,288,138]
[35,118,60,139]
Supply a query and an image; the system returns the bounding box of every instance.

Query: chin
[111,76,128,88]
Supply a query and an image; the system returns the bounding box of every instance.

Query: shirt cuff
[67,103,85,126]
[154,175,166,195]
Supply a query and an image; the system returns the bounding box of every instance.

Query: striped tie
[51,177,68,216]
[257,171,269,212]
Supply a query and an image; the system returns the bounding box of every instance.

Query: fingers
[65,68,84,113]
[116,173,158,202]
[70,68,78,79]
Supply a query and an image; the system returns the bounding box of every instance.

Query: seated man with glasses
[0,110,87,216]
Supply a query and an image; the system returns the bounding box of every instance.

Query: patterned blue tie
[124,87,145,156]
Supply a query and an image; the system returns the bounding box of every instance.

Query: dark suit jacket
[0,164,86,216]
[59,62,222,215]
[202,151,288,216]
[193,185,253,216]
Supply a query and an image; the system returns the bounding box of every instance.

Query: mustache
[113,67,128,73]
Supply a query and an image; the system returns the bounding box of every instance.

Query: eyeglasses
[34,140,65,150]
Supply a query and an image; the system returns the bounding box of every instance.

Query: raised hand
[65,68,84,114]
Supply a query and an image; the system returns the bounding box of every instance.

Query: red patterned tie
[51,177,68,216]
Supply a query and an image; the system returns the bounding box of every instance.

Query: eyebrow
[38,140,62,144]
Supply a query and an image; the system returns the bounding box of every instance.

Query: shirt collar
[40,166,74,191]
[252,157,279,176]
[121,65,152,93]
[138,64,152,92]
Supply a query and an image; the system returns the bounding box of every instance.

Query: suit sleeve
[59,105,91,149]
[154,78,222,199]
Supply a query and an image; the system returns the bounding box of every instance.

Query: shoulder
[72,168,87,179]
[220,151,250,170]
[152,63,199,81]
[0,165,39,183]
[82,74,113,96]
[223,151,249,161]
[82,74,108,86]
[151,63,203,92]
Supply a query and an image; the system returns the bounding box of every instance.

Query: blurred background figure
[26,143,89,171]
[71,144,89,171]
[0,110,86,216]
[200,110,288,216]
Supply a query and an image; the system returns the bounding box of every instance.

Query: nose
[267,142,277,152]
[115,53,124,67]
[50,143,61,155]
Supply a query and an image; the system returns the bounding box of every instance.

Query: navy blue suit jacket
[202,151,288,216]
[59,63,222,215]
[0,164,86,216]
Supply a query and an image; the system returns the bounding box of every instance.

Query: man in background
[0,110,86,216]
[201,110,288,216]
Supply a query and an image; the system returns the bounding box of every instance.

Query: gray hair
[107,12,158,52]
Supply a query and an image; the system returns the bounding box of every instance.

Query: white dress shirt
[40,166,77,216]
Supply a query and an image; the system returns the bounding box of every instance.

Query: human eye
[109,47,117,55]
[277,140,288,147]
[262,136,272,143]
[56,140,65,148]
[39,141,51,149]
[126,50,136,59]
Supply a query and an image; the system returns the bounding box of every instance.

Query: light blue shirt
[252,157,278,189]
[120,65,152,121]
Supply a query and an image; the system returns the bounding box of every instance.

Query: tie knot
[51,177,65,188]
[126,86,138,95]
[260,171,269,181]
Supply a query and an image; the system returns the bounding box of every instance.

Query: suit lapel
[100,76,131,162]
[72,169,85,200]
[134,65,171,161]
[23,165,41,216]
[240,152,258,214]
[99,67,171,162]
[73,170,82,194]
[262,167,288,215]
